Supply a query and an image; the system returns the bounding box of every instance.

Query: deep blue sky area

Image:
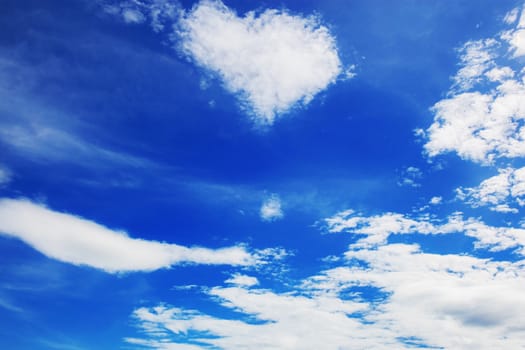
[1,0,525,349]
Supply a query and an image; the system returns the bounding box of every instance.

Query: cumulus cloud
[225,273,259,287]
[397,166,422,187]
[429,196,442,205]
[424,6,525,164]
[325,208,525,254]
[260,194,284,221]
[501,6,525,57]
[102,0,345,124]
[127,243,525,349]
[456,166,525,213]
[176,0,343,124]
[0,198,257,273]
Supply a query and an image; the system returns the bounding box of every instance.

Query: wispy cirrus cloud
[0,198,258,273]
[0,124,151,169]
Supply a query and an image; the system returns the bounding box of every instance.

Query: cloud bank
[127,243,525,349]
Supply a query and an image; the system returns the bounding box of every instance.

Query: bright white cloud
[325,208,525,254]
[424,6,525,164]
[429,196,442,205]
[225,273,259,287]
[128,285,385,349]
[457,166,525,213]
[501,6,525,57]
[128,243,525,349]
[452,39,498,92]
[176,0,343,124]
[0,198,257,273]
[504,7,520,25]
[260,194,284,221]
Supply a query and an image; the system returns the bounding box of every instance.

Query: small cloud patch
[260,194,284,222]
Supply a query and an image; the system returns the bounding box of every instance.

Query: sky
[2,0,525,349]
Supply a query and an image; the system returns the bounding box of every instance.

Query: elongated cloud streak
[0,198,255,273]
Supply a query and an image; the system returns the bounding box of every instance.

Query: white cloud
[0,198,257,273]
[128,243,525,349]
[260,194,284,221]
[429,196,442,205]
[128,286,383,349]
[501,6,525,57]
[424,6,525,164]
[122,8,146,24]
[452,39,498,92]
[225,273,259,287]
[103,1,179,31]
[330,244,525,349]
[397,166,422,187]
[456,166,525,213]
[504,7,520,25]
[325,208,525,254]
[176,0,343,124]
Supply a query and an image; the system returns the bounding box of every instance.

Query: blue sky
[2,0,525,348]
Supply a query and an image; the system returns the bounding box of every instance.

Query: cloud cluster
[0,198,256,273]
[397,166,422,187]
[128,242,525,349]
[175,0,343,124]
[325,208,525,254]
[423,6,525,164]
[456,166,525,213]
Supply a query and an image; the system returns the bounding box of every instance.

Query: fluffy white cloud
[260,194,284,221]
[501,6,525,57]
[0,198,257,273]
[325,208,525,254]
[128,243,525,349]
[429,196,442,205]
[176,0,343,124]
[128,286,386,349]
[397,166,422,187]
[457,166,525,213]
[225,273,259,287]
[424,6,525,164]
